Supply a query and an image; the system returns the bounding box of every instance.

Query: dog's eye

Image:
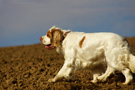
[47,34,51,38]
[47,34,49,37]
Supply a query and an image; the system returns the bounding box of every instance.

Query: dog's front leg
[48,63,74,82]
[48,48,75,82]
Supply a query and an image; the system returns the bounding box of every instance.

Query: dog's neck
[63,31,71,38]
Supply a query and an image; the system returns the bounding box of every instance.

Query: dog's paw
[97,76,106,82]
[91,80,98,83]
[48,78,56,82]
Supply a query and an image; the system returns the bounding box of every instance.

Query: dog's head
[40,26,71,50]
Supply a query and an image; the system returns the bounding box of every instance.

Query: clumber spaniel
[40,26,135,84]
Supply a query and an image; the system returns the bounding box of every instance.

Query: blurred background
[0,0,135,47]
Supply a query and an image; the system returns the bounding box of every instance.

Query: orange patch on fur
[79,36,86,48]
[48,28,64,48]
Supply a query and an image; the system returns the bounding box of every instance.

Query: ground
[0,37,135,90]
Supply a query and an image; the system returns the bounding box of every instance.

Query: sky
[0,0,135,47]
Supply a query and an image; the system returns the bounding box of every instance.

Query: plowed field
[0,37,135,90]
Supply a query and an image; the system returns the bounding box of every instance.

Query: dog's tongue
[45,45,50,49]
[45,44,53,49]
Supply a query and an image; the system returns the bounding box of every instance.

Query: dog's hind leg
[91,63,105,83]
[122,68,133,84]
[97,66,115,82]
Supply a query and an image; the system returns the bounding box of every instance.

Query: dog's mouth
[45,44,55,49]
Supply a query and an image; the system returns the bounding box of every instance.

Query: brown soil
[0,37,135,90]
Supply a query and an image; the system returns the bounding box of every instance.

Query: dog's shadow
[106,71,135,84]
[66,71,135,85]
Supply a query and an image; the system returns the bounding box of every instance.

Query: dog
[40,26,135,84]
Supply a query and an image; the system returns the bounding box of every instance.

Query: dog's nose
[40,37,43,41]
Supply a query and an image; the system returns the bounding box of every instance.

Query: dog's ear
[51,29,64,48]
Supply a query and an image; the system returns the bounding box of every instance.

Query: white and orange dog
[40,26,135,84]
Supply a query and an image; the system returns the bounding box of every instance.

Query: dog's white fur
[41,26,135,84]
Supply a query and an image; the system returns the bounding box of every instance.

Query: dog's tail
[129,54,135,73]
